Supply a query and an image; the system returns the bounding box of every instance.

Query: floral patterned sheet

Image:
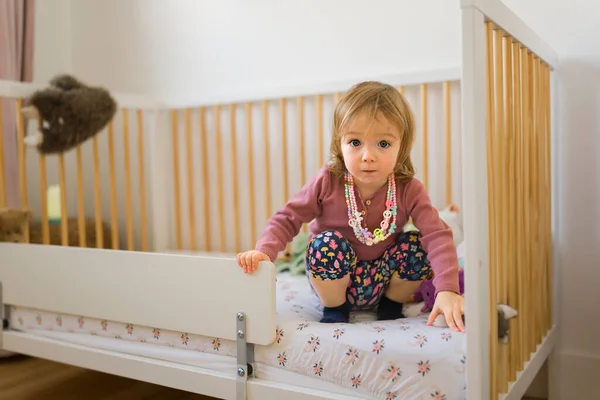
[8,273,466,400]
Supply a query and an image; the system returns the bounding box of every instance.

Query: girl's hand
[426,291,465,333]
[237,250,270,274]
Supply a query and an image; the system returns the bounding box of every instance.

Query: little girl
[237,81,465,333]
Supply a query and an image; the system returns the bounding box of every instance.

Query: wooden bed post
[461,3,491,400]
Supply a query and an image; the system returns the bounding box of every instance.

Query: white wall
[29,0,600,398]
[33,0,72,81]
[68,0,461,102]
[29,0,464,254]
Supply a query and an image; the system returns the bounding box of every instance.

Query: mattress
[7,273,466,400]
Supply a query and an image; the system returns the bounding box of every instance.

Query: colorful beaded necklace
[344,171,398,246]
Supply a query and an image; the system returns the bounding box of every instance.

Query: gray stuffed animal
[21,74,117,154]
[497,303,518,344]
[429,302,517,343]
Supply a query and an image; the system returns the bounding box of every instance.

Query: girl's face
[341,111,400,191]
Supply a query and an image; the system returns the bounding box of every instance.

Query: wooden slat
[316,95,323,168]
[298,96,306,186]
[245,103,256,248]
[528,51,537,352]
[263,100,271,219]
[298,96,307,233]
[515,41,526,368]
[504,33,519,382]
[522,46,532,360]
[443,81,452,205]
[530,55,538,347]
[200,107,210,251]
[215,105,225,253]
[185,108,196,251]
[38,154,49,245]
[280,98,290,255]
[15,100,28,242]
[92,136,104,248]
[494,27,508,395]
[420,84,429,191]
[137,110,148,252]
[122,109,134,250]
[58,154,68,246]
[518,43,527,366]
[170,110,182,250]
[107,121,119,249]
[76,146,86,247]
[280,99,289,202]
[230,104,241,253]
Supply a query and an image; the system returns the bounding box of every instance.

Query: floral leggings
[305,230,432,310]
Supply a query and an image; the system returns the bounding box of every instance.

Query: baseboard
[557,351,600,399]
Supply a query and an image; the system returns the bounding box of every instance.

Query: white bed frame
[1,1,560,399]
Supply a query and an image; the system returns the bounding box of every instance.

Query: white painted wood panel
[461,0,558,68]
[0,243,276,345]
[0,79,164,109]
[460,6,490,400]
[2,332,364,400]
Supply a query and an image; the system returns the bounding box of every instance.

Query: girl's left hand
[426,291,465,333]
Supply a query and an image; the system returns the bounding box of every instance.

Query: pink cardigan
[255,165,460,295]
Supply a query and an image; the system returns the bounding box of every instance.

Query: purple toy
[413,269,465,312]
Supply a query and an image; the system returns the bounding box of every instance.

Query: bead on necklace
[344,172,397,245]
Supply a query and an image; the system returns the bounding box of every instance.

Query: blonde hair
[328,81,416,182]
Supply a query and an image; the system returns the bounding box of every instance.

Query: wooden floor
[0,355,218,399]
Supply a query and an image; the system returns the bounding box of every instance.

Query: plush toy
[497,303,518,344]
[21,74,117,154]
[0,208,32,242]
[413,269,465,313]
[404,203,463,246]
[415,270,518,342]
[429,301,518,342]
[0,207,32,358]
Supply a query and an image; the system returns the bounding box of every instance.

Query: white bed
[8,271,467,400]
[0,1,560,399]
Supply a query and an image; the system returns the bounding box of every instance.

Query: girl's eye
[350,139,361,147]
[379,141,390,148]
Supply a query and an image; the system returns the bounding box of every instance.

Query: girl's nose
[362,148,375,162]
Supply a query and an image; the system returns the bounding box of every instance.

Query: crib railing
[461,1,558,399]
[0,72,461,256]
[0,81,161,251]
[485,20,553,395]
[162,80,460,255]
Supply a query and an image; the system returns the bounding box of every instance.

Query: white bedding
[8,273,466,400]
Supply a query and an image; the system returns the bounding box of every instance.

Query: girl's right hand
[237,250,270,274]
